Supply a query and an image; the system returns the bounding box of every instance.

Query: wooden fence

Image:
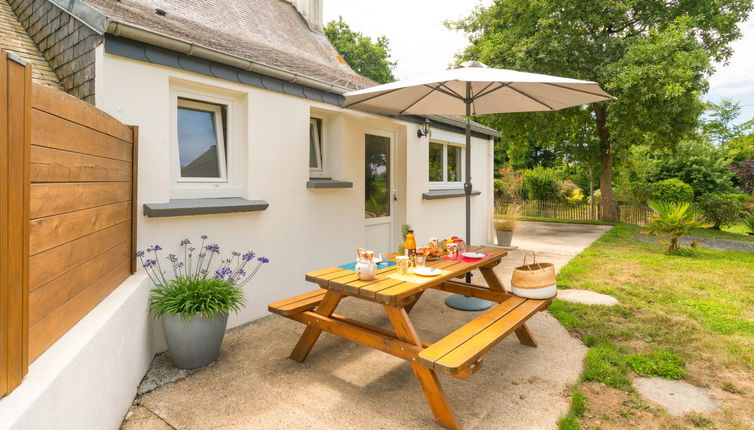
[1,50,137,396]
[496,200,652,225]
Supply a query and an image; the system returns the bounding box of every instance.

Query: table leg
[289,290,343,362]
[479,263,506,293]
[384,306,460,430]
[404,291,424,314]
[514,324,538,347]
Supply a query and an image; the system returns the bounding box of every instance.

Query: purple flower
[258,257,270,264]
[214,266,233,279]
[201,235,208,240]
[135,250,145,257]
[146,246,154,253]
[153,245,162,251]
[242,251,256,262]
[167,254,178,263]
[205,244,220,254]
[180,239,191,246]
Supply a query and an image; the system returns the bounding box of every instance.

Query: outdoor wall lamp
[417,118,431,138]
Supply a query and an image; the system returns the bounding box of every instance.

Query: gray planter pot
[162,313,229,369]
[496,230,514,247]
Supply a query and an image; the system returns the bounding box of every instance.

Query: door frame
[364,128,398,252]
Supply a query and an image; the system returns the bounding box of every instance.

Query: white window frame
[170,85,242,199]
[309,116,329,178]
[176,98,228,183]
[428,140,464,190]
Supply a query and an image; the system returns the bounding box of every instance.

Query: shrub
[649,139,736,197]
[524,166,559,200]
[557,179,585,204]
[149,276,246,319]
[727,156,754,193]
[650,179,694,202]
[696,193,746,229]
[494,166,524,202]
[745,215,754,234]
[643,200,703,252]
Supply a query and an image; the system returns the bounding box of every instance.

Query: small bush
[696,193,746,229]
[571,391,588,417]
[494,166,524,201]
[557,413,581,430]
[557,179,585,204]
[625,350,686,379]
[581,343,631,390]
[650,179,694,202]
[745,214,754,234]
[644,200,703,252]
[149,276,246,319]
[524,166,560,200]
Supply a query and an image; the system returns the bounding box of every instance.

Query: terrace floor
[122,222,612,429]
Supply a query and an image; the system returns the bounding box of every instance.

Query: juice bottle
[404,230,417,261]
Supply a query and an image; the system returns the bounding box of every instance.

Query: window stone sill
[143,198,269,218]
[422,189,481,200]
[306,179,353,189]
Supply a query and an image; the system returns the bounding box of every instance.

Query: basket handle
[522,250,537,267]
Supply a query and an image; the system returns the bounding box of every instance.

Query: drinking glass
[415,254,426,268]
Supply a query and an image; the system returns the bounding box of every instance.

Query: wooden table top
[305,246,507,305]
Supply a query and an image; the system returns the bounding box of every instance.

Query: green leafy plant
[524,166,560,200]
[696,193,746,229]
[743,214,754,234]
[625,351,686,379]
[149,276,246,320]
[643,200,703,252]
[650,179,694,203]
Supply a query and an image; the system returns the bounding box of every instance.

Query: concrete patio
[122,222,611,429]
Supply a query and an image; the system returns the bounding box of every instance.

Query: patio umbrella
[343,61,613,309]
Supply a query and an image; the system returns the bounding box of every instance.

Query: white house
[0,0,499,427]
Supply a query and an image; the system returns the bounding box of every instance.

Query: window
[309,117,323,173]
[428,141,464,187]
[177,98,227,181]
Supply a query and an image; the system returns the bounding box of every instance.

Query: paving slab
[123,221,611,429]
[634,377,718,416]
[557,289,618,306]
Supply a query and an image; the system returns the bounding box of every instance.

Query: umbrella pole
[446,82,493,312]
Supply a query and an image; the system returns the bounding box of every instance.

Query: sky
[324,1,754,125]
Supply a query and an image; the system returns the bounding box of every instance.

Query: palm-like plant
[745,214,754,235]
[643,200,703,252]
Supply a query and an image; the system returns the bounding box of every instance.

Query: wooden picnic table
[269,245,552,429]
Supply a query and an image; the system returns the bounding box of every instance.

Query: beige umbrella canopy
[343,61,612,307]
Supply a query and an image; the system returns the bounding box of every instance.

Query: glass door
[364,132,395,254]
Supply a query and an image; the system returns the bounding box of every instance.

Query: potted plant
[137,236,268,369]
[493,204,521,247]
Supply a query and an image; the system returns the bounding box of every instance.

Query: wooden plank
[0,50,31,396]
[31,145,132,182]
[130,125,138,273]
[418,296,526,368]
[29,258,131,361]
[354,277,406,299]
[31,109,132,161]
[29,201,131,255]
[29,221,130,290]
[31,82,133,142]
[29,241,131,326]
[431,300,546,374]
[30,182,132,218]
[268,289,326,316]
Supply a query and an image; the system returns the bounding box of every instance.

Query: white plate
[460,252,485,259]
[413,267,442,277]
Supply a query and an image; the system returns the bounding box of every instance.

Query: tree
[703,99,753,146]
[450,0,752,221]
[648,139,736,197]
[324,17,396,84]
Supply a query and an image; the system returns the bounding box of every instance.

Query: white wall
[97,53,496,329]
[0,275,154,430]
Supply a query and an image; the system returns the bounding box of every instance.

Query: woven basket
[510,251,557,299]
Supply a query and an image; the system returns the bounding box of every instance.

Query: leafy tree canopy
[450,0,752,220]
[703,99,753,146]
[325,17,396,84]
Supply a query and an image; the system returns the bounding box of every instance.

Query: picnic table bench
[269,246,552,429]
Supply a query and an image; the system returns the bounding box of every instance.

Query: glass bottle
[404,230,417,261]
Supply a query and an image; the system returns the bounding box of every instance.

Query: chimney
[291,0,323,32]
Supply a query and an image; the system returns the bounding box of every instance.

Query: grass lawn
[690,222,754,243]
[550,223,754,430]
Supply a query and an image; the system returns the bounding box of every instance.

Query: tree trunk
[594,104,618,221]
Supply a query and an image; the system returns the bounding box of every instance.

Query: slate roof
[0,0,62,88]
[83,0,376,91]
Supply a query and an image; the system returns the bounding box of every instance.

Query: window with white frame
[177,98,228,181]
[428,141,463,187]
[309,117,327,177]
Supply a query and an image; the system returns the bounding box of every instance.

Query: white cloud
[709,17,754,91]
